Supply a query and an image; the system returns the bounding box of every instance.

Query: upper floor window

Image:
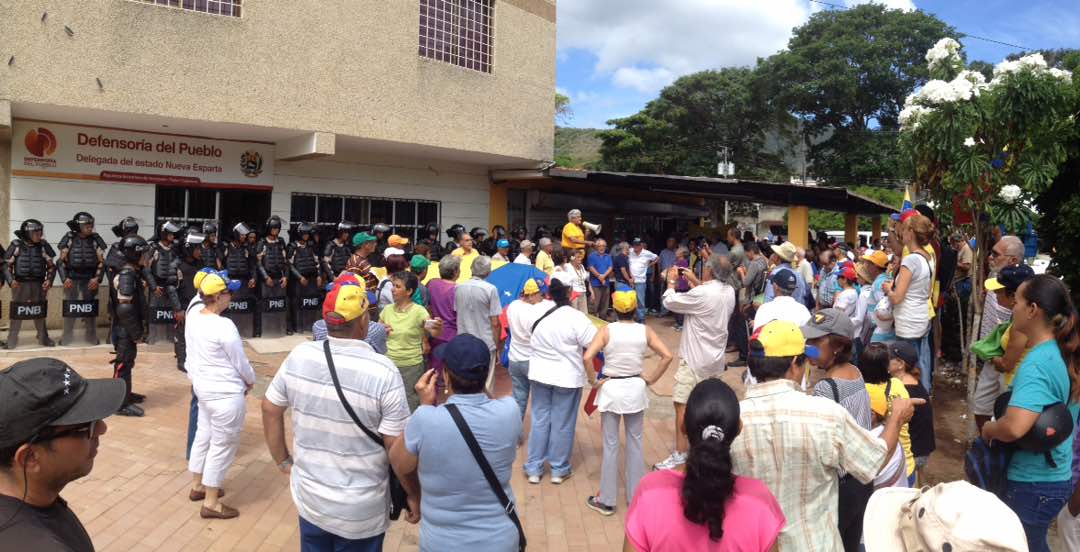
[134,0,242,17]
[419,0,494,74]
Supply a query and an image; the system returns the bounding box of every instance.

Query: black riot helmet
[513,225,528,240]
[112,216,139,239]
[121,235,150,262]
[470,227,487,241]
[159,220,181,241]
[296,222,315,240]
[266,215,283,232]
[67,211,95,234]
[994,391,1075,452]
[492,225,507,239]
[534,225,551,241]
[447,224,466,240]
[16,219,44,242]
[372,223,391,235]
[233,222,252,241]
[425,222,440,237]
[202,221,219,237]
[337,220,357,237]
[183,230,206,258]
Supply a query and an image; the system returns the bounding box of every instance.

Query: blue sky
[556,0,1080,129]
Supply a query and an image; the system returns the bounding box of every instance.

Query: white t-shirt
[873,296,895,336]
[628,249,658,283]
[506,299,555,363]
[834,287,858,319]
[561,263,588,293]
[852,284,872,337]
[871,425,909,489]
[186,311,256,399]
[513,253,532,265]
[752,295,812,330]
[893,253,932,338]
[597,322,649,414]
[528,306,598,389]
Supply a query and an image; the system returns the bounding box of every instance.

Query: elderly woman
[525,278,598,484]
[427,256,460,384]
[186,271,254,520]
[561,208,593,252]
[514,240,535,265]
[882,214,936,391]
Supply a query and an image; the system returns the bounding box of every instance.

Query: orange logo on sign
[24,127,58,157]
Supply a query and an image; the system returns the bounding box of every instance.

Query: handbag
[444,403,526,551]
[323,340,409,521]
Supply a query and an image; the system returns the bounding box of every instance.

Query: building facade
[1,0,556,243]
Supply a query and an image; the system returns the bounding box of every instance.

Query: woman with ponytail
[982,274,1080,552]
[624,380,784,551]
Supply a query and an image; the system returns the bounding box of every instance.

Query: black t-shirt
[612,254,630,284]
[0,494,93,552]
[905,383,936,457]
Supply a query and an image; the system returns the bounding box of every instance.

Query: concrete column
[844,213,858,246]
[788,206,809,249]
[872,216,882,244]
[489,181,507,229]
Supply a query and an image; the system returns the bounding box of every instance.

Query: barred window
[290,193,441,245]
[133,0,242,17]
[419,0,494,73]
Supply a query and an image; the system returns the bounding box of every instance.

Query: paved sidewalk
[0,322,689,552]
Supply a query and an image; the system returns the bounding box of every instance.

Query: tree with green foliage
[808,186,902,232]
[596,68,791,180]
[1035,150,1080,303]
[758,3,956,186]
[555,92,572,125]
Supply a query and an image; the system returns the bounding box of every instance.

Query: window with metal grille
[133,0,242,17]
[419,0,494,73]
[290,193,440,245]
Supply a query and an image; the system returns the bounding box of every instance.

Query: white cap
[384,247,405,257]
[863,481,1027,552]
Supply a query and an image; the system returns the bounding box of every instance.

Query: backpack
[964,437,1013,499]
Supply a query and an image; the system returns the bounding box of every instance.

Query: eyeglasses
[36,420,97,442]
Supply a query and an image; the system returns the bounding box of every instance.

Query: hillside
[554,126,603,169]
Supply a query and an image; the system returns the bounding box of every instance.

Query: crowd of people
[0,205,1078,552]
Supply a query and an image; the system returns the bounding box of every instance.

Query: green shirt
[1007,339,1080,482]
[380,302,429,367]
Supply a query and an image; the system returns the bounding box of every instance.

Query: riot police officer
[221,222,257,337]
[445,223,466,254]
[57,212,106,346]
[480,225,505,257]
[146,221,183,345]
[470,227,488,254]
[511,225,528,259]
[4,219,56,349]
[256,215,289,337]
[200,221,222,269]
[174,229,205,371]
[370,222,391,268]
[113,235,151,416]
[287,222,321,335]
[105,216,143,344]
[423,222,444,260]
[323,221,355,280]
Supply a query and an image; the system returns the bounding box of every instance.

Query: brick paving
[0,322,693,552]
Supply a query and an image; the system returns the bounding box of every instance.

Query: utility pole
[718,147,734,225]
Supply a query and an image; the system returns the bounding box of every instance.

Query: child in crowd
[861,344,909,490]
[888,341,934,486]
[833,265,859,319]
[861,342,916,486]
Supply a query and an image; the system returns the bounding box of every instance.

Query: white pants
[1059,506,1080,551]
[188,394,246,489]
[599,411,645,508]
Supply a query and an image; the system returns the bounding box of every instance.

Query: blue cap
[434,334,491,382]
[496,239,510,249]
[770,268,797,292]
[215,270,243,292]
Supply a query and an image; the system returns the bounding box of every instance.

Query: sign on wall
[12,121,274,189]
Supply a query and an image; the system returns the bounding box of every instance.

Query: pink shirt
[626,471,785,552]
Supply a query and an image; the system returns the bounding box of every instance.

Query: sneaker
[653,451,687,471]
[586,496,616,516]
[527,474,542,485]
[551,472,572,485]
[116,404,145,417]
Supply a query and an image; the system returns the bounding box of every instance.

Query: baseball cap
[193,267,216,290]
[384,247,405,257]
[323,283,369,325]
[888,341,918,369]
[519,239,535,249]
[840,265,858,282]
[750,320,807,357]
[863,481,1026,552]
[770,269,797,292]
[612,289,638,314]
[801,308,856,340]
[434,334,490,382]
[352,232,376,246]
[496,239,510,249]
[0,358,127,448]
[199,271,242,295]
[985,264,1035,293]
[522,278,541,296]
[862,250,889,269]
[410,255,431,272]
[631,237,643,245]
[388,234,409,247]
[770,241,797,262]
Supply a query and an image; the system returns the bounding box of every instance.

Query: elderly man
[263,284,415,549]
[535,237,555,276]
[587,239,613,320]
[561,209,593,252]
[628,238,658,322]
[795,247,815,287]
[973,235,1026,430]
[455,256,503,391]
[732,320,921,551]
[514,239,534,265]
[653,254,736,470]
[816,248,840,309]
[763,241,811,308]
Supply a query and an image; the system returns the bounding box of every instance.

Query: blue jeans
[1005,480,1073,552]
[525,382,582,477]
[299,517,385,552]
[186,389,198,460]
[634,282,647,322]
[507,360,531,419]
[898,332,933,393]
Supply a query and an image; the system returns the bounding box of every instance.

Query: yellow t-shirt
[1000,323,1032,387]
[867,378,915,476]
[535,249,555,275]
[561,222,585,250]
[451,248,479,283]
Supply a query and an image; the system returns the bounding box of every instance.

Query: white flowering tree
[899,38,1077,439]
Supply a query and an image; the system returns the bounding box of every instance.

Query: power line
[806,0,1030,51]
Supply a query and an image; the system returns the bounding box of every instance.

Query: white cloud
[558,0,917,94]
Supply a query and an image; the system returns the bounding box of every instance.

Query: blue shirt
[587,252,613,287]
[312,319,389,355]
[613,254,631,284]
[763,265,812,308]
[1008,340,1080,482]
[405,394,522,552]
[818,267,840,308]
[658,248,678,272]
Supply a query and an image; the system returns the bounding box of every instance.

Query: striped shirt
[731,379,887,552]
[265,337,409,539]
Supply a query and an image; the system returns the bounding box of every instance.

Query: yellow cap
[750,320,806,357]
[199,273,240,296]
[193,270,210,290]
[522,278,540,295]
[862,250,889,269]
[323,283,369,324]
[612,289,638,314]
[865,380,900,417]
[984,277,1005,292]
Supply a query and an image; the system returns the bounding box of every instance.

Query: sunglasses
[36,420,97,442]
